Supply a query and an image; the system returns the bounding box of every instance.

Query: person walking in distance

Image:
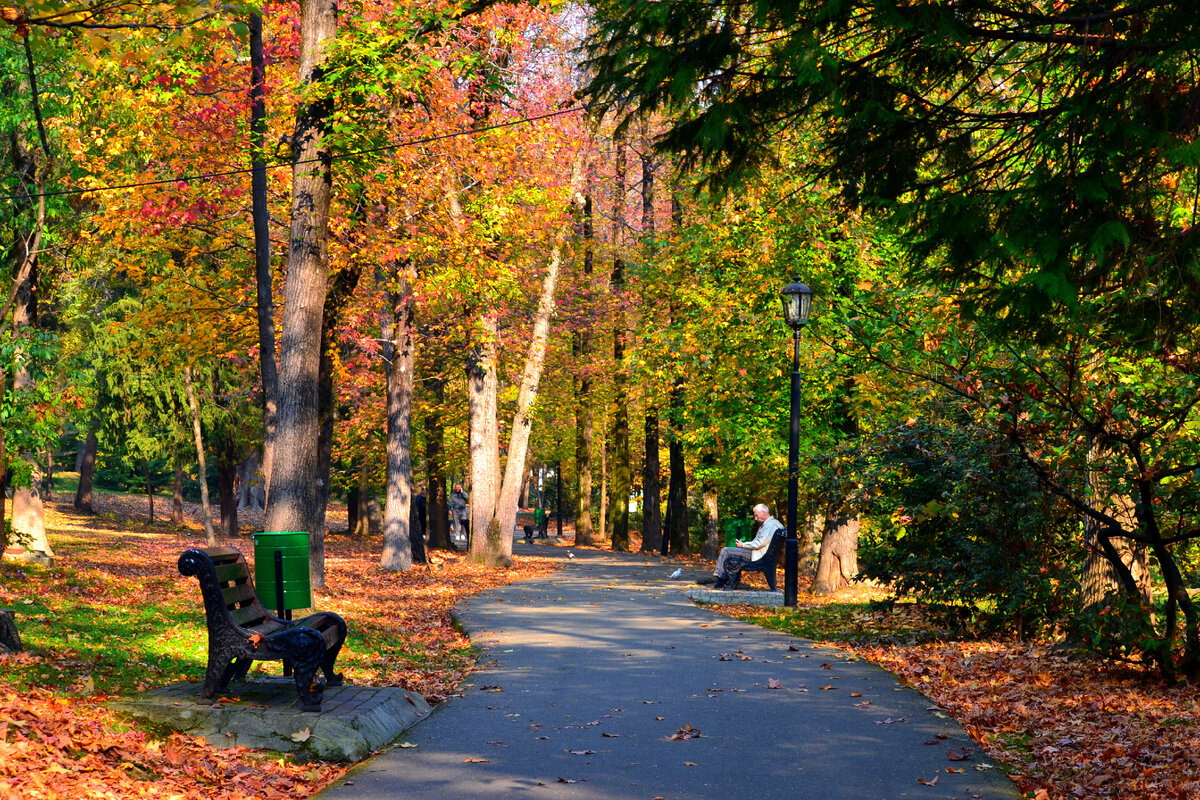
[449,483,470,544]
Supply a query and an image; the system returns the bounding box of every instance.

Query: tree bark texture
[172,452,185,526]
[812,513,860,595]
[466,316,503,563]
[609,133,630,551]
[265,0,338,568]
[423,374,451,550]
[641,408,662,553]
[184,364,217,545]
[249,12,279,508]
[217,441,239,539]
[700,451,720,560]
[0,609,21,654]
[573,192,596,546]
[667,377,688,555]
[381,268,416,571]
[73,425,97,513]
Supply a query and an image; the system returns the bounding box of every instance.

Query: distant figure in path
[534,505,548,538]
[449,484,470,543]
[712,503,783,589]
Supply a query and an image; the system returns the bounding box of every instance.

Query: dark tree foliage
[585,1,1200,338]
[857,412,1078,640]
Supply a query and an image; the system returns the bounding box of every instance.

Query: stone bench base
[684,587,784,607]
[110,677,430,761]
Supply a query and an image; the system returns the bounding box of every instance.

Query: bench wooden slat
[230,604,270,627]
[221,583,258,608]
[215,561,250,584]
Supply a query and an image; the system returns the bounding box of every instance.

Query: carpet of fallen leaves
[0,493,557,800]
[719,596,1200,800]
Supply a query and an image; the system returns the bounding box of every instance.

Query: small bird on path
[668,568,682,580]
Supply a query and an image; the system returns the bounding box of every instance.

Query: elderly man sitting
[712,503,783,589]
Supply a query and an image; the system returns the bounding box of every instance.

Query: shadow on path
[317,546,1019,800]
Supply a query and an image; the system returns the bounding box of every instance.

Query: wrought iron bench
[725,531,787,590]
[178,546,347,711]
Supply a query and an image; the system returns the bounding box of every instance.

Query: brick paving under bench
[683,586,784,606]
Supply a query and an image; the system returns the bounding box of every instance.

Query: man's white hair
[753,503,770,515]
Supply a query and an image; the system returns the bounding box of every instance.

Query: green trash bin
[723,519,751,547]
[253,531,312,614]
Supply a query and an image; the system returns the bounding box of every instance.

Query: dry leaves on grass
[0,497,558,800]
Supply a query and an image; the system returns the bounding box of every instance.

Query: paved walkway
[317,545,1019,800]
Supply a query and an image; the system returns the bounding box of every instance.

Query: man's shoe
[697,576,717,585]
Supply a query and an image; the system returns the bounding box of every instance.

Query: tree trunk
[466,315,503,564]
[423,374,451,550]
[800,513,822,577]
[265,0,339,585]
[641,408,662,552]
[667,377,688,555]
[467,135,593,565]
[73,425,97,514]
[144,461,155,524]
[1081,439,1153,609]
[216,440,239,539]
[812,513,860,595]
[380,267,416,571]
[249,11,278,509]
[172,451,185,526]
[599,413,608,539]
[700,451,720,559]
[609,132,631,552]
[184,364,217,544]
[574,192,596,546]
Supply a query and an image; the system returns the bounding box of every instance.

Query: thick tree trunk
[800,513,822,577]
[73,425,97,514]
[1081,441,1153,609]
[249,12,278,508]
[641,409,662,553]
[217,454,238,539]
[466,316,503,563]
[265,0,338,583]
[599,415,608,539]
[381,268,416,571]
[812,513,860,595]
[184,364,217,544]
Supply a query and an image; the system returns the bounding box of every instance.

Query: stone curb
[683,586,784,606]
[109,677,431,761]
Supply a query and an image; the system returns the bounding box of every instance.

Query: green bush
[857,414,1078,639]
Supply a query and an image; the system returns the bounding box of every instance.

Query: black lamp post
[780,277,813,607]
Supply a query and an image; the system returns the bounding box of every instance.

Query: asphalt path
[317,544,1020,800]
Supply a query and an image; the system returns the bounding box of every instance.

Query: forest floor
[1,488,1198,799]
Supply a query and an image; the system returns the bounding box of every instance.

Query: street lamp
[780,277,813,607]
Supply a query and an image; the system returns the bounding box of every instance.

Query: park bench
[177,546,347,711]
[725,530,787,591]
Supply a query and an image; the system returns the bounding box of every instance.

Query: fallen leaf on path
[291,728,311,743]
[917,776,939,786]
[767,678,783,689]
[464,758,490,763]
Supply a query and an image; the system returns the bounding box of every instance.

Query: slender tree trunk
[249,12,278,509]
[145,462,154,524]
[265,0,339,579]
[73,424,97,514]
[574,192,596,546]
[312,262,360,587]
[667,376,688,554]
[800,513,821,577]
[700,451,720,559]
[172,450,185,526]
[423,374,451,550]
[609,132,631,551]
[184,364,216,544]
[599,412,608,539]
[642,409,662,553]
[381,267,416,571]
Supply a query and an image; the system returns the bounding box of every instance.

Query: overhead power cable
[1,104,587,204]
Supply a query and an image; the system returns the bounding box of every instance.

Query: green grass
[716,600,944,645]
